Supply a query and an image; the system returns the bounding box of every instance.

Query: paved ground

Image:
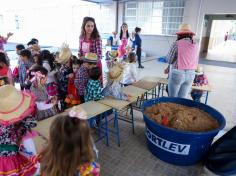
[95,59,236,176]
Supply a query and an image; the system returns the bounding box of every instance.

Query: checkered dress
[74,65,89,96]
[30,85,58,121]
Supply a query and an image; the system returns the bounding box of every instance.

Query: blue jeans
[168,69,195,98]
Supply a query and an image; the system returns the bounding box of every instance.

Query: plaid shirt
[18,60,33,85]
[79,37,102,60]
[166,38,192,69]
[85,79,104,102]
[74,65,89,96]
[57,65,73,94]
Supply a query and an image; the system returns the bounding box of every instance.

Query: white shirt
[121,62,138,85]
[42,61,57,84]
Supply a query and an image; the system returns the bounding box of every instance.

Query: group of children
[0,85,100,176]
[0,34,141,175]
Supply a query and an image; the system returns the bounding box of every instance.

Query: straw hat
[29,44,41,52]
[195,65,204,75]
[108,63,124,81]
[56,43,72,64]
[176,23,195,35]
[0,85,35,125]
[83,53,98,63]
[108,50,118,58]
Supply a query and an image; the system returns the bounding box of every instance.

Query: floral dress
[85,79,104,102]
[78,162,100,176]
[0,116,38,176]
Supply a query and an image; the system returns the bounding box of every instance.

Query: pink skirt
[0,154,37,176]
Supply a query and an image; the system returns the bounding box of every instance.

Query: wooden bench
[33,101,112,146]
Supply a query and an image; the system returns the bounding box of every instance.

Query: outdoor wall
[118,0,236,57]
[0,0,116,49]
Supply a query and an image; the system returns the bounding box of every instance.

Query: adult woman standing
[165,24,198,98]
[118,23,131,58]
[79,17,103,85]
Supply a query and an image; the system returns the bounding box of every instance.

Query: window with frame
[124,0,185,35]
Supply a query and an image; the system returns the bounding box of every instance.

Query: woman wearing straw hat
[165,23,199,98]
[79,17,103,85]
[0,85,38,175]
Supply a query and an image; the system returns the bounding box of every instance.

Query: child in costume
[40,106,100,176]
[74,53,98,103]
[19,49,33,90]
[121,52,138,86]
[56,43,73,110]
[13,44,25,83]
[85,66,104,102]
[30,66,58,121]
[191,66,209,102]
[102,64,132,101]
[0,52,13,86]
[106,50,119,68]
[65,56,83,106]
[40,50,58,97]
[0,85,38,176]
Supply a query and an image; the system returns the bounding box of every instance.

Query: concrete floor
[96,59,236,176]
[206,40,236,63]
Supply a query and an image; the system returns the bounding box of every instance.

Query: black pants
[136,47,142,66]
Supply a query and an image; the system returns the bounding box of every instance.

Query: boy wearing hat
[102,63,132,101]
[74,53,98,103]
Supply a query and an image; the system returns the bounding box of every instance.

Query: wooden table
[140,76,161,83]
[139,77,167,98]
[33,101,112,145]
[132,80,158,91]
[155,77,212,104]
[191,85,212,104]
[122,85,147,98]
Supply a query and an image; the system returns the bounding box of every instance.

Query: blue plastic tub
[142,97,226,166]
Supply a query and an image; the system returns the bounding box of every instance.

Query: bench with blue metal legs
[98,97,136,147]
